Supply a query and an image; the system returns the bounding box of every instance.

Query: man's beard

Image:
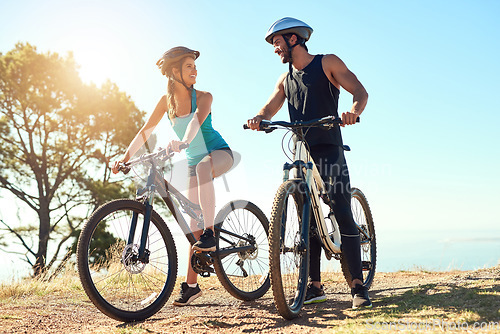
[282,51,292,64]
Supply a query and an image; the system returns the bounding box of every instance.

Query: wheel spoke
[77,200,178,322]
[213,201,270,300]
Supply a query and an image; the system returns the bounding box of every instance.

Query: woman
[112,46,234,306]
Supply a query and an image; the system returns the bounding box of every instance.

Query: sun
[49,4,133,86]
[70,28,130,85]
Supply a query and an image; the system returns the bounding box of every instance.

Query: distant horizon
[1,225,498,283]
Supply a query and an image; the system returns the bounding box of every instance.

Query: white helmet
[265,17,313,44]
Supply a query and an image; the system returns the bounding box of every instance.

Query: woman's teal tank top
[170,90,229,166]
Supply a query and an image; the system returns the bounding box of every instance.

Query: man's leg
[305,229,326,304]
[311,145,371,308]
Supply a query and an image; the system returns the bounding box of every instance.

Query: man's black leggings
[308,144,363,284]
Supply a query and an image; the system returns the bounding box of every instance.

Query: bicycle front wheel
[213,200,270,300]
[77,199,178,322]
[340,188,376,288]
[269,180,310,320]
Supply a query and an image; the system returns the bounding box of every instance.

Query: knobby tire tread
[269,180,309,320]
[77,199,178,322]
[340,188,376,288]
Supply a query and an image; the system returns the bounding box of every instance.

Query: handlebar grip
[243,124,250,130]
[166,142,189,156]
[118,163,131,175]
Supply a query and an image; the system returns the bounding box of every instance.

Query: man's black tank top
[284,54,343,147]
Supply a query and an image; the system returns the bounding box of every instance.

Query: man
[247,17,371,309]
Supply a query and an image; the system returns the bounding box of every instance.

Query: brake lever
[324,116,360,129]
[263,127,277,133]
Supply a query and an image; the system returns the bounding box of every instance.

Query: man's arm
[322,54,368,125]
[247,73,287,130]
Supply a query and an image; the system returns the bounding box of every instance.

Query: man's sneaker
[351,283,372,309]
[192,229,216,252]
[304,283,326,305]
[173,282,202,306]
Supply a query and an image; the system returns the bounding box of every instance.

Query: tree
[0,43,145,277]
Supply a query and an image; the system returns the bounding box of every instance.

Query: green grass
[0,264,82,300]
[342,276,500,333]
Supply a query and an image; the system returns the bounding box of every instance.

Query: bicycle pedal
[362,261,372,270]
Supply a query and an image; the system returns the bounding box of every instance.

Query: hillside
[0,267,498,333]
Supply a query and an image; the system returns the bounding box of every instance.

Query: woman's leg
[195,149,233,230]
[185,175,201,285]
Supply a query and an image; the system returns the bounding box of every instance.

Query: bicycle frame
[127,156,256,263]
[245,116,372,259]
[283,138,342,257]
[242,116,376,319]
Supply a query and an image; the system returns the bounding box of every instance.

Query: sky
[0,0,499,278]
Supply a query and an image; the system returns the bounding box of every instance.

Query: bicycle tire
[77,199,178,322]
[213,200,270,300]
[269,180,310,319]
[340,188,376,288]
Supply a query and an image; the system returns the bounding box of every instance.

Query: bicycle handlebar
[243,115,359,132]
[117,143,189,174]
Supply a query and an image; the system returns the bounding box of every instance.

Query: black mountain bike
[245,116,376,319]
[76,147,270,322]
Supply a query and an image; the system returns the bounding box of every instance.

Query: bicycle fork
[126,174,157,264]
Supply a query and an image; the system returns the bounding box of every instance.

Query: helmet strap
[283,35,299,64]
[173,66,193,91]
[283,36,300,82]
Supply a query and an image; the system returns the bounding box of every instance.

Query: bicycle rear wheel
[213,200,270,300]
[77,199,177,322]
[340,188,376,288]
[269,180,310,319]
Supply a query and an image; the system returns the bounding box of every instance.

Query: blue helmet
[265,17,313,44]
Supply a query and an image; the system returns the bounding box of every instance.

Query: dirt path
[1,268,498,333]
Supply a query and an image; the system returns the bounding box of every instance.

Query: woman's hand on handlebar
[111,160,125,174]
[168,140,188,153]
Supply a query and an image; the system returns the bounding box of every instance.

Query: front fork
[127,185,156,263]
[281,161,313,254]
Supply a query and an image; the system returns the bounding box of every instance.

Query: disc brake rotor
[122,244,146,274]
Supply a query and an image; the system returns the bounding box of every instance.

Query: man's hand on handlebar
[341,111,360,127]
[246,115,266,130]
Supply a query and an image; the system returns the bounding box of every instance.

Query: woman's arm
[169,91,212,152]
[112,96,167,173]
